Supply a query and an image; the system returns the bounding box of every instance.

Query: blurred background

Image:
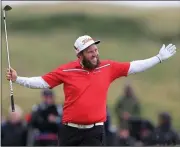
[1,1,180,146]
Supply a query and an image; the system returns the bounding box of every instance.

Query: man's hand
[6,67,17,82]
[156,44,177,63]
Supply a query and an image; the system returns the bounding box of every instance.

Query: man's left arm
[128,44,176,75]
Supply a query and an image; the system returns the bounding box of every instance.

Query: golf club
[3,5,15,112]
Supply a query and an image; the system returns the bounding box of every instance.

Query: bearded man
[6,35,177,146]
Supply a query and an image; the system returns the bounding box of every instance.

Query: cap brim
[94,40,100,44]
[84,40,101,49]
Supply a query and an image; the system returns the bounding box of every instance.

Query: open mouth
[91,57,97,63]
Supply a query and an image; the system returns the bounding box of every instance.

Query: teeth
[92,58,97,61]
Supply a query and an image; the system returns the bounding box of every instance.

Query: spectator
[1,105,28,146]
[116,129,136,146]
[128,117,154,142]
[29,89,63,146]
[148,112,180,145]
[115,84,141,129]
[140,120,155,145]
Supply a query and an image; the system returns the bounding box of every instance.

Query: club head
[3,5,12,11]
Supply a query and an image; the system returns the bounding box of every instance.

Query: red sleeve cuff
[41,75,54,89]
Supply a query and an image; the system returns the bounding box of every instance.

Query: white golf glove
[156,44,177,63]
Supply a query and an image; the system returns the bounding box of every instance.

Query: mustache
[82,56,100,69]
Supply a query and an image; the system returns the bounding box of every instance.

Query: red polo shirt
[42,60,130,124]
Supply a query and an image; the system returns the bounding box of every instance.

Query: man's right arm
[7,66,64,89]
[15,76,50,89]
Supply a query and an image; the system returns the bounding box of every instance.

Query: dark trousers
[60,124,105,146]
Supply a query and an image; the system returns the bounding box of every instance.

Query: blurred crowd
[1,85,180,146]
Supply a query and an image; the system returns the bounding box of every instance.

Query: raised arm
[109,44,177,82]
[128,44,177,75]
[15,76,49,89]
[6,67,63,89]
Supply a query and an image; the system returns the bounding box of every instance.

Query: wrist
[156,54,162,63]
[15,76,20,83]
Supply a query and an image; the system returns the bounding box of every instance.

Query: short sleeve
[41,67,64,89]
[110,60,130,82]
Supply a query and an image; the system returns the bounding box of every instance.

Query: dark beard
[82,57,100,70]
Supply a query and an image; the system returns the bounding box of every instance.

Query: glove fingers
[161,44,165,50]
[168,45,176,52]
[171,50,176,55]
[166,44,173,50]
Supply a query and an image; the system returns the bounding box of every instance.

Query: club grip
[11,94,15,112]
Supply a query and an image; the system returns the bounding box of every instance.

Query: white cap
[74,35,100,54]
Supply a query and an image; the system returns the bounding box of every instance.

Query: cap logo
[82,37,93,45]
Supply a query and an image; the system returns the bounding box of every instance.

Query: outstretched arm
[128,44,177,75]
[15,76,49,89]
[6,66,63,89]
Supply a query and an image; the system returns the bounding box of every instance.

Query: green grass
[8,3,180,34]
[1,3,180,130]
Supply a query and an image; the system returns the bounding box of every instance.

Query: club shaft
[3,11,11,70]
[3,10,15,112]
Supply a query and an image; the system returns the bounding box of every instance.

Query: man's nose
[92,51,98,56]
